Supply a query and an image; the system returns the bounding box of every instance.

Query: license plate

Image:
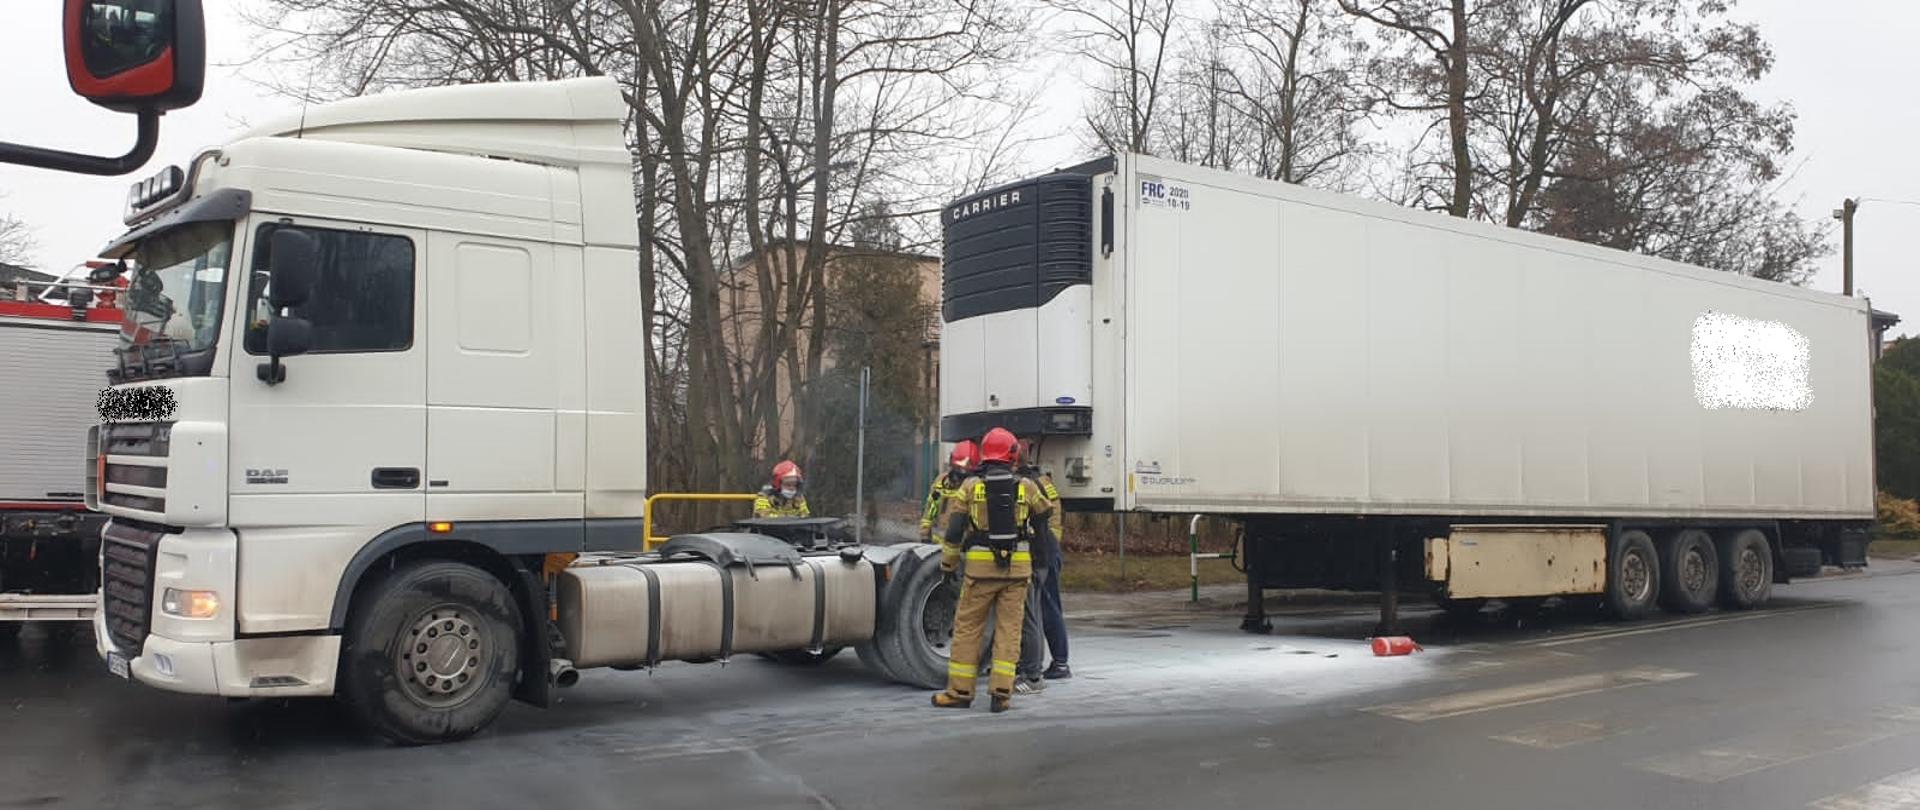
[107,652,130,679]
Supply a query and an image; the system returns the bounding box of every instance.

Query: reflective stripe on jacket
[753,495,810,518]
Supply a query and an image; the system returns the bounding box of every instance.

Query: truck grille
[99,422,170,515]
[100,522,163,653]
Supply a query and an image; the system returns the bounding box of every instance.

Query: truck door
[422,232,576,527]
[228,216,426,634]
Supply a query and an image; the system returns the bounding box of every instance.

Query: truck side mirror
[268,228,319,308]
[64,0,205,114]
[268,316,313,358]
[0,0,204,175]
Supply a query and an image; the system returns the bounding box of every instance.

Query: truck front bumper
[94,600,342,698]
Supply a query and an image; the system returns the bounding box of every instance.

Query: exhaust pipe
[549,658,580,688]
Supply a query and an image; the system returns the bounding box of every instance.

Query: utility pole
[1834,198,1858,296]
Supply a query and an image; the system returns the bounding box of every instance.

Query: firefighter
[932,427,1053,713]
[920,440,979,550]
[753,460,811,518]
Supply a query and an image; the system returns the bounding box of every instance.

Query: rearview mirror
[268,228,319,308]
[64,0,205,114]
[0,0,204,175]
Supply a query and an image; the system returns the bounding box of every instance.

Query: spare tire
[873,549,959,689]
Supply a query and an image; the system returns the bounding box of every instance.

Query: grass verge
[1058,551,1243,593]
[1869,538,1920,559]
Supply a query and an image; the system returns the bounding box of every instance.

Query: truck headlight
[161,588,220,619]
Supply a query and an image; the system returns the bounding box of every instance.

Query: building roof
[0,262,53,286]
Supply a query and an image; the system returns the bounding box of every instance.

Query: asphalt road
[7,563,1920,810]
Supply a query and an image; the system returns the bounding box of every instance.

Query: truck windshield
[116,220,234,380]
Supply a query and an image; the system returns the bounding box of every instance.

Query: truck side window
[246,224,415,354]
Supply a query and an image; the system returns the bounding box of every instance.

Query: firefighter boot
[932,691,973,709]
[990,694,1011,713]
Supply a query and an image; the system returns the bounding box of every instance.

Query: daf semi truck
[85,77,962,744]
[1,291,121,634]
[939,153,1887,633]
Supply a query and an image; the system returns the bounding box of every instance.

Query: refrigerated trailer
[939,152,1890,632]
[1,297,120,631]
[84,77,962,745]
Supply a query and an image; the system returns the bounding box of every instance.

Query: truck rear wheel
[339,560,522,745]
[873,553,958,689]
[1657,529,1718,614]
[1605,530,1660,620]
[1717,529,1773,610]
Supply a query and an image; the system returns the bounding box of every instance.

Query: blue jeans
[1018,565,1049,678]
[1040,549,1067,664]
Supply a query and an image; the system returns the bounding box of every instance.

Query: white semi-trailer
[940,153,1889,632]
[84,78,961,744]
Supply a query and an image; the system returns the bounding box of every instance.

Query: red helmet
[771,460,803,489]
[949,440,979,471]
[978,428,1019,465]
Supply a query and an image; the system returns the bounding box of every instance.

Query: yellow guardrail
[642,492,759,551]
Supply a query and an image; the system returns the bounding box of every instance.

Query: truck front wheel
[1605,530,1661,620]
[339,560,523,745]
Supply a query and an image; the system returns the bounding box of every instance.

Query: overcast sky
[2,1,1915,333]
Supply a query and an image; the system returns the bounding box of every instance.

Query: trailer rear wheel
[873,554,958,689]
[1605,530,1660,620]
[339,560,522,745]
[1717,529,1773,610]
[1657,529,1718,614]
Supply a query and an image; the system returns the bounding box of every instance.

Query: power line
[1857,197,1920,208]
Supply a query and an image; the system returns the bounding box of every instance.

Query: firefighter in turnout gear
[932,428,1054,713]
[753,460,811,518]
[921,440,979,546]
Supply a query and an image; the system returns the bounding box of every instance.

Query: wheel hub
[1622,552,1652,603]
[399,607,484,707]
[1681,549,1708,593]
[920,580,958,657]
[1738,547,1764,594]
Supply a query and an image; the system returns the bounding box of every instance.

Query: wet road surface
[7,563,1920,810]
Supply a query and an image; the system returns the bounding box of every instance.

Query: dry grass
[1869,538,1920,559]
[1057,551,1243,593]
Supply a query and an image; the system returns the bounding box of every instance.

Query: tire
[759,647,844,665]
[338,561,523,745]
[1717,529,1774,610]
[1605,529,1660,620]
[873,551,959,689]
[1657,529,1718,614]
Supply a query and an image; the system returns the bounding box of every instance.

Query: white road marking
[1633,707,1920,784]
[1811,767,1920,810]
[1364,667,1694,722]
[1492,717,1640,750]
[1523,605,1831,649]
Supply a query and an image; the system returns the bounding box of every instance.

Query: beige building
[720,240,942,460]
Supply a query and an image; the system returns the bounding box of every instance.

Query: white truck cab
[88,78,949,744]
[90,76,648,717]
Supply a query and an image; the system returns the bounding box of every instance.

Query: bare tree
[1218,0,1369,186]
[242,0,1029,493]
[1050,0,1180,154]
[1340,0,1482,218]
[0,206,34,269]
